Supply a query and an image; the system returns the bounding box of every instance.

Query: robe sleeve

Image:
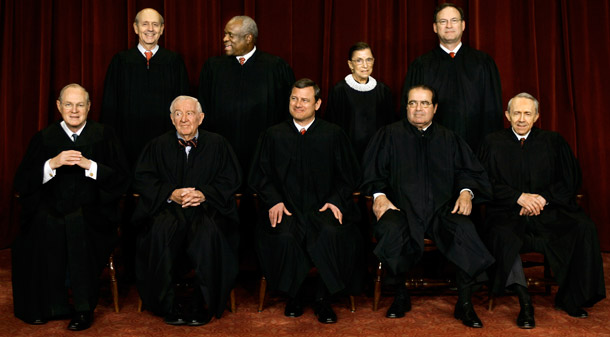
[480,55,504,138]
[100,54,122,126]
[271,59,295,125]
[326,129,362,211]
[95,127,130,205]
[324,82,349,127]
[361,126,394,197]
[197,60,215,130]
[478,136,523,207]
[248,130,285,209]
[538,134,582,209]
[453,134,492,204]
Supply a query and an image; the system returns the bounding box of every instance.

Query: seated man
[133,96,241,326]
[362,84,495,328]
[479,92,606,328]
[249,78,363,324]
[13,83,129,331]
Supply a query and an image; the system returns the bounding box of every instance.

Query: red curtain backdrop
[1,0,609,250]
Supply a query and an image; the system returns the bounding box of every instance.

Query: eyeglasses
[173,111,197,118]
[436,18,462,26]
[350,58,375,66]
[407,100,433,108]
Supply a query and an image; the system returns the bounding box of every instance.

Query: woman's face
[348,48,375,84]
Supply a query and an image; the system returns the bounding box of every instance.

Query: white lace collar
[345,74,377,92]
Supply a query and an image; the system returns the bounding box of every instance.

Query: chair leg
[373,261,382,311]
[137,297,142,313]
[488,293,495,311]
[258,276,267,312]
[230,289,236,313]
[109,254,119,313]
[349,295,356,312]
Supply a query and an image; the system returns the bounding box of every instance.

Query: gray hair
[58,83,90,103]
[230,15,258,41]
[507,92,539,114]
[169,96,203,114]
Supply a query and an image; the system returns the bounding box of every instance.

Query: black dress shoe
[454,301,483,328]
[556,305,588,318]
[517,303,535,329]
[24,317,47,325]
[284,297,303,318]
[313,300,337,324]
[386,292,411,318]
[186,310,212,326]
[67,311,93,331]
[164,312,187,325]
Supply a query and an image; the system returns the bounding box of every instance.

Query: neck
[141,42,158,51]
[440,40,460,51]
[351,74,368,84]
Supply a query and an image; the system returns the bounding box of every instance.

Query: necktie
[145,50,152,69]
[520,138,525,147]
[178,138,198,148]
[300,128,306,135]
[449,52,455,58]
[239,57,246,65]
[72,134,78,142]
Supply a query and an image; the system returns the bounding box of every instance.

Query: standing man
[133,96,241,326]
[198,15,295,179]
[401,3,502,152]
[479,93,605,328]
[362,85,494,328]
[12,84,129,331]
[249,79,363,324]
[102,7,190,168]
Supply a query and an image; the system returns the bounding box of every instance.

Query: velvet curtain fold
[1,0,609,250]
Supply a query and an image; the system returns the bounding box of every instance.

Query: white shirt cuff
[43,159,56,184]
[373,192,385,200]
[85,160,97,179]
[460,188,474,199]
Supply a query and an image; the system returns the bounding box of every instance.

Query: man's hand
[372,195,399,221]
[451,190,473,215]
[49,150,86,169]
[517,193,546,216]
[269,202,292,228]
[319,203,343,225]
[170,187,205,208]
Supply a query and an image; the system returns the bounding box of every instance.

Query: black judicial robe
[362,120,494,277]
[401,45,502,151]
[479,128,605,307]
[198,50,295,179]
[248,119,363,297]
[132,129,241,318]
[102,47,190,167]
[12,121,129,322]
[325,78,396,161]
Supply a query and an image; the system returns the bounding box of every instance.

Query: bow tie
[178,138,197,148]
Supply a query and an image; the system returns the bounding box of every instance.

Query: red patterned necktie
[449,52,455,58]
[239,57,246,65]
[300,128,306,135]
[520,138,525,147]
[145,50,152,69]
[178,138,198,148]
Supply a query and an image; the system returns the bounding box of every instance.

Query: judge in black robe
[101,8,190,168]
[198,16,295,180]
[401,3,502,152]
[133,96,241,324]
[324,42,396,161]
[249,79,363,324]
[478,93,605,326]
[362,85,494,327]
[12,84,129,330]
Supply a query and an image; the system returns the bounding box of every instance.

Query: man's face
[289,86,321,126]
[57,87,90,132]
[406,88,437,129]
[171,99,204,140]
[505,97,539,136]
[348,48,375,83]
[433,7,465,47]
[223,19,252,56]
[133,9,164,49]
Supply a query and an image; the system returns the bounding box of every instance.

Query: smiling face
[170,98,204,140]
[289,86,321,126]
[223,19,253,56]
[133,9,164,50]
[57,86,90,132]
[348,48,375,84]
[506,97,539,136]
[406,87,437,130]
[433,6,465,48]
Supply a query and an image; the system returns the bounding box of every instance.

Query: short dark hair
[292,78,321,102]
[407,84,437,105]
[434,3,465,22]
[348,42,372,60]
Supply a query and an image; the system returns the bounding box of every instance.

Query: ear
[314,99,322,111]
[432,104,438,115]
[433,22,438,34]
[504,110,511,121]
[133,22,138,34]
[461,20,466,32]
[56,99,62,112]
[159,24,165,36]
[246,33,253,44]
[532,112,540,124]
[347,59,354,72]
[198,113,205,126]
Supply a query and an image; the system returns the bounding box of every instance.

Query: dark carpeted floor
[1,249,609,336]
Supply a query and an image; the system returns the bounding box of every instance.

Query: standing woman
[325,42,396,161]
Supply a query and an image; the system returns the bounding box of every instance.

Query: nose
[223,34,229,43]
